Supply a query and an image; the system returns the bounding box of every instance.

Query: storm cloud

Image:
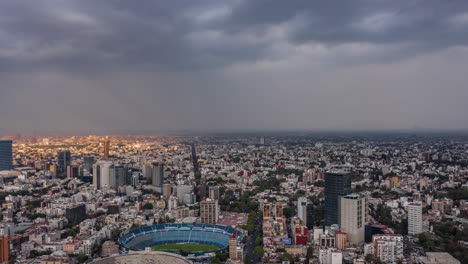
[1,0,468,134]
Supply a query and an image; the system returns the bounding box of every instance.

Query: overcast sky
[1,0,468,134]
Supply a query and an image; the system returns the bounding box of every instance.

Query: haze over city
[2,0,468,134]
[2,2,468,264]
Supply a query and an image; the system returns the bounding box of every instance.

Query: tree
[142,203,154,210]
[255,235,262,246]
[279,252,294,262]
[215,251,228,261]
[76,254,88,264]
[365,254,383,264]
[111,229,122,240]
[254,246,264,258]
[283,207,295,219]
[244,255,253,264]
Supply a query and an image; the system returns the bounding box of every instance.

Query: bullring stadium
[119,223,244,262]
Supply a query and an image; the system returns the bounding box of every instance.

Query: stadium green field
[151,243,220,253]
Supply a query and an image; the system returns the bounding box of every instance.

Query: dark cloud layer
[1,0,468,134]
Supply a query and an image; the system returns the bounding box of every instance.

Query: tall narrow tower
[103,139,110,160]
[57,150,71,175]
[0,140,12,171]
[325,170,352,225]
[408,202,422,235]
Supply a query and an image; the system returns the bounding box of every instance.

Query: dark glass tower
[57,150,71,175]
[0,140,12,171]
[306,203,315,230]
[325,170,352,225]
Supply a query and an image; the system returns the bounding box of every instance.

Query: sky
[1,0,468,134]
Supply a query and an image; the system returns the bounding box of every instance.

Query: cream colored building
[339,193,367,245]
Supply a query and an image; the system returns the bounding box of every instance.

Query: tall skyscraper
[67,166,79,179]
[151,163,164,188]
[143,163,152,182]
[163,184,172,200]
[408,202,423,235]
[0,140,13,171]
[0,236,9,263]
[103,139,110,160]
[93,163,101,189]
[109,164,128,190]
[83,156,95,173]
[325,170,352,225]
[57,150,71,175]
[98,161,113,189]
[200,198,219,224]
[297,197,311,227]
[339,193,367,245]
[229,231,239,260]
[306,203,314,230]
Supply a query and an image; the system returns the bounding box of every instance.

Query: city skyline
[1,1,468,263]
[1,1,468,134]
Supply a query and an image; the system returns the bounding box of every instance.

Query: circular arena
[119,223,244,261]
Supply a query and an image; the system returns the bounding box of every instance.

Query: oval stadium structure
[91,251,192,264]
[119,223,244,262]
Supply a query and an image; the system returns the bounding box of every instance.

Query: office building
[0,236,9,263]
[335,229,348,250]
[168,196,178,210]
[0,140,12,171]
[229,231,238,260]
[131,173,139,187]
[408,202,423,235]
[83,156,95,172]
[151,163,164,188]
[297,197,311,228]
[92,161,113,189]
[103,139,110,160]
[209,186,220,200]
[319,247,342,264]
[325,170,352,225]
[200,198,219,224]
[65,204,87,225]
[93,163,101,189]
[306,203,314,230]
[109,164,128,190]
[57,150,71,175]
[176,185,196,205]
[339,193,367,245]
[143,163,152,181]
[372,234,403,263]
[163,184,172,200]
[67,166,78,179]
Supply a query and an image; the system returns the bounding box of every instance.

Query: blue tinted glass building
[57,150,71,175]
[325,170,351,225]
[0,140,13,171]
